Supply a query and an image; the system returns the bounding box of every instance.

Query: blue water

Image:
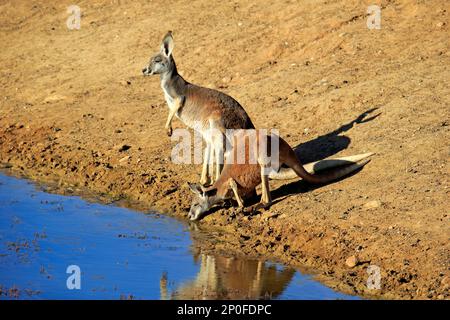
[0,173,358,300]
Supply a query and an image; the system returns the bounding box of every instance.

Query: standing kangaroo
[142,31,255,185]
[188,129,373,220]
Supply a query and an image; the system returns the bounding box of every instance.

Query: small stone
[116,144,131,152]
[436,22,445,28]
[221,76,231,83]
[44,94,67,103]
[119,156,131,163]
[437,294,445,300]
[345,255,358,268]
[363,200,381,210]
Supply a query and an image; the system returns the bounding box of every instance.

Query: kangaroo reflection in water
[160,253,295,299]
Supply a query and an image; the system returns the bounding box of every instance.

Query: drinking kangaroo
[142,31,254,185]
[188,129,373,221]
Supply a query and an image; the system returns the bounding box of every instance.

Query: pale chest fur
[162,82,177,111]
[160,80,207,134]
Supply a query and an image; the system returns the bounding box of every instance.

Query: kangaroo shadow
[258,108,380,208]
[268,165,366,207]
[293,108,380,163]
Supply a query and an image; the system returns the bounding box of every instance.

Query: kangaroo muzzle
[142,67,153,76]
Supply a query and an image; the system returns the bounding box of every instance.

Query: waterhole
[0,173,358,300]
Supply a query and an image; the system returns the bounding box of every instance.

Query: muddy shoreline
[0,0,448,299]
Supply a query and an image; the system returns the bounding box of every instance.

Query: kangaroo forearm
[165,96,185,128]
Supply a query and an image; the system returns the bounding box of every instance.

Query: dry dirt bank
[0,0,449,299]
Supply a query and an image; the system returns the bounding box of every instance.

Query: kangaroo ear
[188,182,203,195]
[160,31,174,57]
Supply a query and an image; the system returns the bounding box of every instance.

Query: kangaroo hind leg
[252,159,272,212]
[260,163,272,207]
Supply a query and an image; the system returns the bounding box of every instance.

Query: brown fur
[188,130,372,220]
[143,32,254,185]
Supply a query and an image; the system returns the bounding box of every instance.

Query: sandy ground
[0,0,449,299]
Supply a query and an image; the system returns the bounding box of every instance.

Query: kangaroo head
[188,183,220,221]
[142,31,174,76]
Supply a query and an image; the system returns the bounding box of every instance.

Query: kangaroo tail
[269,152,374,182]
